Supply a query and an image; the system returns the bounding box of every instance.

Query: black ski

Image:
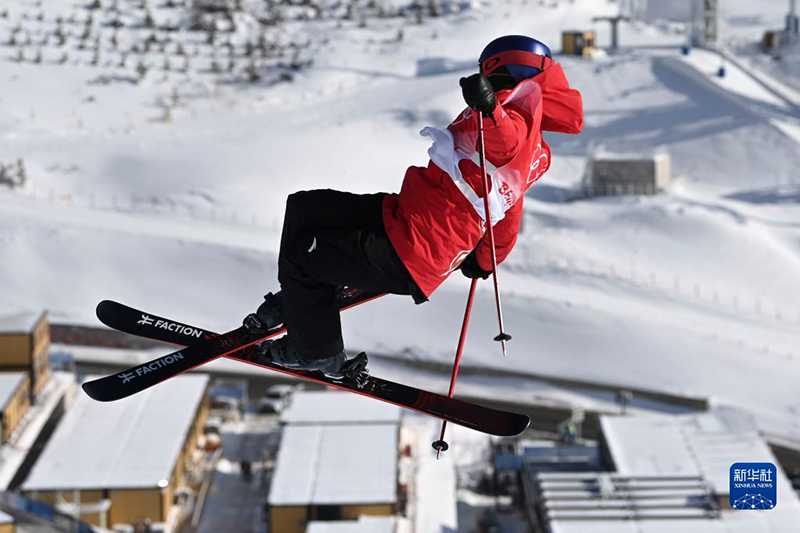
[84,289,383,402]
[87,300,531,437]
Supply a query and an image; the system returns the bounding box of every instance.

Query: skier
[248,35,583,380]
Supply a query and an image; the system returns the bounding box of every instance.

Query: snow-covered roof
[0,373,27,411]
[22,374,209,491]
[600,408,799,500]
[306,517,396,533]
[591,409,800,530]
[280,390,402,425]
[0,311,44,335]
[268,424,397,506]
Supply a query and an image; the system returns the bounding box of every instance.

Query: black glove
[459,74,496,117]
[458,250,492,280]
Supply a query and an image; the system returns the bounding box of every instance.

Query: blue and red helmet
[479,35,553,90]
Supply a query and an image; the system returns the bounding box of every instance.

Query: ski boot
[243,292,283,334]
[255,336,371,387]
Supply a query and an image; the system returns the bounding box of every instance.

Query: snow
[268,424,398,506]
[0,511,11,526]
[306,517,396,533]
[0,372,74,491]
[0,373,26,411]
[1,0,799,482]
[0,311,43,334]
[22,374,208,491]
[280,390,403,425]
[400,415,459,533]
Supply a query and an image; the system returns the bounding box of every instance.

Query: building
[531,408,800,532]
[587,150,671,196]
[562,31,596,57]
[22,375,209,531]
[0,373,30,444]
[0,312,49,401]
[269,391,401,533]
[0,511,12,533]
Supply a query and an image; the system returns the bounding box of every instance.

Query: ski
[88,300,531,437]
[83,288,384,402]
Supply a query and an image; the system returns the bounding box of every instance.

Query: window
[313,505,342,521]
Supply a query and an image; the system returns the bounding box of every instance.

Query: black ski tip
[96,300,115,318]
[82,380,111,402]
[431,440,449,452]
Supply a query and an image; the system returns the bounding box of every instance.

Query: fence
[15,185,283,231]
[509,246,800,334]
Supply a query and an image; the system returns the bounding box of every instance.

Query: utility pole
[592,15,631,51]
[703,0,718,45]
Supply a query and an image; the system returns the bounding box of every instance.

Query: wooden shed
[562,31,596,57]
[0,312,50,401]
[22,375,209,530]
[0,509,14,533]
[0,373,31,444]
[269,392,402,533]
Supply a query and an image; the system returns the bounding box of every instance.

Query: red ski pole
[432,277,478,458]
[477,115,512,355]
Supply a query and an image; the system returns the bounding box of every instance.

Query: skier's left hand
[460,74,497,117]
[458,251,493,280]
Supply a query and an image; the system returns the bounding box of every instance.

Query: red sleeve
[481,104,530,167]
[448,101,530,167]
[536,64,583,134]
[475,195,523,271]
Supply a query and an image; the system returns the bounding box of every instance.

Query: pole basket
[432,440,450,452]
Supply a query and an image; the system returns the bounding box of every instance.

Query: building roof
[22,374,208,491]
[589,408,800,531]
[306,517,396,533]
[280,390,402,425]
[0,311,44,335]
[0,373,27,411]
[600,408,799,499]
[536,472,717,524]
[268,424,397,506]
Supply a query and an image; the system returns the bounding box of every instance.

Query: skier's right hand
[458,250,492,280]
[460,74,497,117]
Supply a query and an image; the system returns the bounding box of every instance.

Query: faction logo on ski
[118,353,186,384]
[137,314,203,338]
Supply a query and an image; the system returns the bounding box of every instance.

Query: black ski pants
[278,189,423,360]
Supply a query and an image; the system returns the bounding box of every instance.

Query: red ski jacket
[383,63,583,298]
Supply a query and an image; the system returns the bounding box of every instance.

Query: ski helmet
[479,35,554,91]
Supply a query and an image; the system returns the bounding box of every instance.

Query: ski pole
[432,278,478,458]
[477,115,512,355]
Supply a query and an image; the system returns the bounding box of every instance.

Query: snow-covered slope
[1,0,799,442]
